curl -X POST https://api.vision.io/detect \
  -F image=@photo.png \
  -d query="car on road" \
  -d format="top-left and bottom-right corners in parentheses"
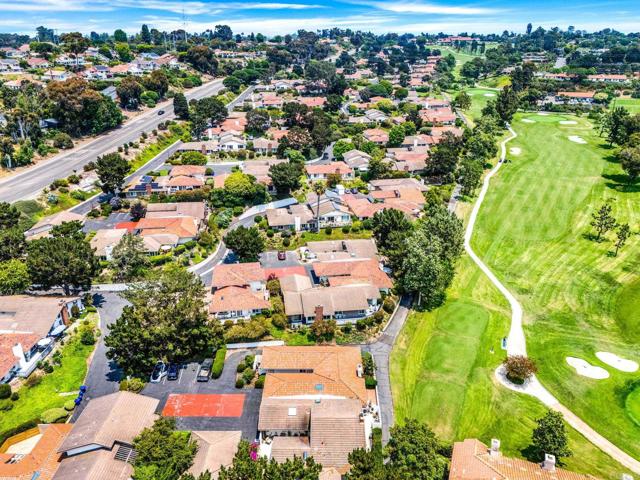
top-left (150, 361), bottom-right (167, 383)
top-left (277, 251), bottom-right (286, 261)
top-left (167, 363), bottom-right (179, 381)
top-left (158, 110), bottom-right (165, 115)
top-left (197, 359), bottom-right (213, 382)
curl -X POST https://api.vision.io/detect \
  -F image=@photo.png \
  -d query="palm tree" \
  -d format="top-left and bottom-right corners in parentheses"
top-left (312, 181), bottom-right (326, 233)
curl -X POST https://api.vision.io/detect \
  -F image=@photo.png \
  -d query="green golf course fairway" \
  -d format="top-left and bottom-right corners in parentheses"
top-left (391, 112), bottom-right (639, 477)
top-left (472, 113), bottom-right (640, 458)
top-left (627, 387), bottom-right (640, 427)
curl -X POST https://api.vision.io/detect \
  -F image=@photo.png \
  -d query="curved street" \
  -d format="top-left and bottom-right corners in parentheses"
top-left (465, 125), bottom-right (640, 474)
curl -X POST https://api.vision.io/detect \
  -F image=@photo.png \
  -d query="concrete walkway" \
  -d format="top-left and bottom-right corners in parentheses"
top-left (465, 126), bottom-right (640, 474)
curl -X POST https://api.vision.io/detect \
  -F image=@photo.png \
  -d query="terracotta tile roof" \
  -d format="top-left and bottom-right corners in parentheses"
top-left (211, 262), bottom-right (265, 288)
top-left (167, 175), bottom-right (204, 188)
top-left (305, 239), bottom-right (378, 260)
top-left (0, 423), bottom-right (71, 480)
top-left (305, 162), bottom-right (353, 176)
top-left (557, 91), bottom-right (595, 98)
top-left (137, 217), bottom-right (198, 239)
top-left (270, 436), bottom-right (311, 463)
top-left (312, 259), bottom-right (393, 289)
top-left (278, 273), bottom-right (313, 293)
top-left (209, 286), bottom-right (270, 314)
top-left (340, 195), bottom-right (386, 219)
top-left (145, 202), bottom-right (206, 222)
top-left (261, 346), bottom-right (369, 403)
top-left (213, 173), bottom-right (231, 189)
top-left (170, 165), bottom-right (207, 177)
top-left (262, 266), bottom-right (309, 280)
top-left (283, 284), bottom-right (380, 318)
top-left (449, 439), bottom-right (598, 480)
top-left (369, 177), bottom-right (427, 191)
top-left (89, 229), bottom-right (128, 257)
top-left (188, 431), bottom-right (241, 477)
top-left (0, 333), bottom-right (40, 377)
top-left (52, 447), bottom-right (133, 480)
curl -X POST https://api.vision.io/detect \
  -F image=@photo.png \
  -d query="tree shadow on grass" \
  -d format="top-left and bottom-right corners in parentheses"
top-left (603, 152), bottom-right (620, 164)
top-left (613, 378), bottom-right (640, 409)
top-left (602, 174), bottom-right (640, 193)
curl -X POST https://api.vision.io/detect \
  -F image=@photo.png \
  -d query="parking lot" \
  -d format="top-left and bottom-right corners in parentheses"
top-left (142, 350), bottom-right (262, 440)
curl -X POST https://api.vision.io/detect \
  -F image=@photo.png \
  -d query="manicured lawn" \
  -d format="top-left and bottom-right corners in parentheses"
top-left (0, 313), bottom-right (99, 436)
top-left (437, 47), bottom-right (483, 77)
top-left (611, 97), bottom-right (640, 114)
top-left (128, 133), bottom-right (181, 172)
top-left (471, 113), bottom-right (640, 460)
top-left (478, 75), bottom-right (511, 89)
top-left (461, 87), bottom-right (498, 122)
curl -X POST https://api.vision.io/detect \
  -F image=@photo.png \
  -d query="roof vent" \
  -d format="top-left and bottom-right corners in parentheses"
top-left (490, 439), bottom-right (500, 457)
top-left (288, 407), bottom-right (297, 416)
top-left (542, 454), bottom-right (556, 472)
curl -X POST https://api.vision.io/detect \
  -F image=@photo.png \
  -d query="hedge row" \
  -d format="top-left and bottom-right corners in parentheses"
top-left (211, 347), bottom-right (227, 379)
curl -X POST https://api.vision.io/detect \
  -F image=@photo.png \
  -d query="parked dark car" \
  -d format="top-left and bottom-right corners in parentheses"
top-left (167, 363), bottom-right (179, 381)
top-left (197, 359), bottom-right (213, 382)
top-left (277, 251), bottom-right (286, 261)
top-left (158, 110), bottom-right (165, 115)
top-left (150, 361), bottom-right (166, 383)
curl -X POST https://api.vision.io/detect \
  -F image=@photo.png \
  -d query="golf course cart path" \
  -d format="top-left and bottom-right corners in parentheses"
top-left (464, 126), bottom-right (640, 474)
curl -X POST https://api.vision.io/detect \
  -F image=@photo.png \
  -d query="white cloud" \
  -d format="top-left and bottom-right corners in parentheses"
top-left (358, 1), bottom-right (498, 15)
top-left (0, 0), bottom-right (112, 11)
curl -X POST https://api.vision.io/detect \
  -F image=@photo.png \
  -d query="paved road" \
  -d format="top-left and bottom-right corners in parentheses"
top-left (0, 80), bottom-right (256, 203)
top-left (72, 292), bottom-right (126, 420)
top-left (362, 295), bottom-right (412, 444)
top-left (465, 126), bottom-right (640, 474)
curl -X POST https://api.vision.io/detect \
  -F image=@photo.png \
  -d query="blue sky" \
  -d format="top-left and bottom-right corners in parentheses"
top-left (0, 0), bottom-right (638, 36)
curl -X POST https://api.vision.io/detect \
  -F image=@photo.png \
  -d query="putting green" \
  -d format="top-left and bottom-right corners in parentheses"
top-left (615, 280), bottom-right (640, 341)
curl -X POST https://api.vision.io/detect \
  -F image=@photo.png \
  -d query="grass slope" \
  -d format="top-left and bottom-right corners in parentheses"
top-left (471, 112), bottom-right (640, 459)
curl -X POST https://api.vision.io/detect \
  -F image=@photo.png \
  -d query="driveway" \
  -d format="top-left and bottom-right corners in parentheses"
top-left (362, 295), bottom-right (412, 444)
top-left (142, 350), bottom-right (262, 440)
top-left (72, 292), bottom-right (126, 419)
top-left (259, 250), bottom-right (300, 268)
top-left (83, 212), bottom-right (132, 233)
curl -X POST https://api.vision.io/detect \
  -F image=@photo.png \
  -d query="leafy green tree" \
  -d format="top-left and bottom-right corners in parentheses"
top-left (386, 419), bottom-right (447, 480)
top-left (496, 85), bottom-right (519, 123)
top-left (620, 145), bottom-right (640, 181)
top-left (268, 162), bottom-right (303, 195)
top-left (140, 24), bottom-right (151, 43)
top-left (332, 139), bottom-right (354, 161)
top-left (194, 97), bottom-right (227, 127)
top-left (179, 151), bottom-right (208, 165)
top-left (0, 259), bottom-right (30, 294)
top-left (173, 93), bottom-right (189, 120)
top-left (345, 448), bottom-right (385, 480)
top-left (224, 226), bottom-right (265, 262)
top-left (312, 181), bottom-right (326, 233)
top-left (603, 107), bottom-right (630, 146)
top-left (0, 227), bottom-right (27, 261)
top-left (387, 125), bottom-right (405, 147)
top-left (96, 153), bottom-right (129, 194)
top-left (614, 223), bottom-right (631, 256)
top-left (458, 158), bottom-right (483, 196)
top-left (218, 440), bottom-right (321, 479)
top-left (372, 208), bottom-right (412, 251)
top-left (213, 24), bottom-right (233, 41)
top-left (133, 417), bottom-right (198, 480)
top-left (114, 29), bottom-right (127, 42)
top-left (116, 76), bottom-right (143, 108)
top-left (60, 32), bottom-right (89, 69)
top-left (223, 76), bottom-right (242, 93)
top-left (246, 110), bottom-right (270, 135)
top-left (590, 202), bottom-right (616, 241)
top-left (185, 46), bottom-right (218, 75)
top-left (454, 91), bottom-right (472, 110)
top-left (427, 132), bottom-right (464, 178)
top-left (310, 318), bottom-right (337, 341)
top-left (27, 232), bottom-right (99, 294)
top-left (0, 202), bottom-right (20, 228)
top-left (111, 233), bottom-right (150, 281)
top-left (115, 43), bottom-right (133, 62)
top-left (143, 70), bottom-right (169, 98)
top-left (105, 265), bottom-right (223, 376)
top-left (531, 410), bottom-right (572, 462)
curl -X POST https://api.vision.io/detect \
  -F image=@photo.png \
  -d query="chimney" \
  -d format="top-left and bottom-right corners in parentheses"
top-left (201, 144), bottom-right (206, 155)
top-left (542, 454), bottom-right (556, 472)
top-left (60, 301), bottom-right (70, 325)
top-left (413, 137), bottom-right (418, 148)
top-left (356, 364), bottom-right (364, 377)
top-left (12, 343), bottom-right (27, 370)
top-left (489, 439), bottom-right (500, 457)
top-left (314, 305), bottom-right (323, 322)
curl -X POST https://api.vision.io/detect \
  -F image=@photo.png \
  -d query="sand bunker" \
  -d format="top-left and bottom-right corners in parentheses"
top-left (596, 352), bottom-right (639, 373)
top-left (522, 119), bottom-right (535, 123)
top-left (538, 112), bottom-right (550, 116)
top-left (509, 147), bottom-right (522, 155)
top-left (484, 93), bottom-right (496, 97)
top-left (566, 357), bottom-right (610, 379)
top-left (568, 136), bottom-right (587, 144)
top-left (560, 120), bottom-right (577, 125)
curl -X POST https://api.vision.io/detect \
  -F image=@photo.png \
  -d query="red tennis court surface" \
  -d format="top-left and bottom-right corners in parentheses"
top-left (162, 394), bottom-right (245, 417)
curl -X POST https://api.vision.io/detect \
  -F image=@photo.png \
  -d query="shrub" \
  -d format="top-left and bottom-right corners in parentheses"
top-left (365, 376), bottom-right (377, 389)
top-left (341, 225), bottom-right (351, 233)
top-left (10, 392), bottom-right (19, 401)
top-left (271, 313), bottom-right (287, 329)
top-left (0, 419), bottom-right (39, 446)
top-left (503, 355), bottom-right (538, 384)
top-left (233, 206), bottom-right (244, 216)
top-left (324, 227), bottom-right (333, 235)
top-left (245, 354), bottom-right (255, 367)
top-left (184, 240), bottom-right (197, 249)
top-left (119, 377), bottom-right (145, 393)
top-left (266, 230), bottom-right (275, 238)
top-left (282, 237), bottom-right (291, 247)
top-left (0, 399), bottom-right (13, 411)
top-left (0, 384), bottom-right (11, 400)
top-left (237, 362), bottom-right (247, 373)
top-left (64, 400), bottom-right (76, 411)
top-left (382, 297), bottom-right (395, 314)
top-left (372, 310), bottom-right (384, 324)
top-left (242, 367), bottom-right (255, 384)
top-left (40, 408), bottom-right (68, 424)
top-left (53, 132), bottom-right (73, 149)
top-left (253, 215), bottom-right (263, 223)
top-left (80, 329), bottom-right (95, 345)
top-left (25, 373), bottom-right (42, 388)
top-left (356, 318), bottom-right (368, 331)
top-left (67, 174), bottom-right (81, 184)
top-left (235, 378), bottom-right (245, 389)
top-left (212, 347), bottom-right (227, 379)
top-left (255, 375), bottom-right (265, 389)
top-left (342, 323), bottom-right (353, 334)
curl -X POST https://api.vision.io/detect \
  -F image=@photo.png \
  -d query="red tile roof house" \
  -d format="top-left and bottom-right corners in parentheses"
top-left (555, 91), bottom-right (596, 105)
top-left (0, 296), bottom-right (83, 383)
top-left (305, 162), bottom-right (354, 181)
top-left (363, 128), bottom-right (389, 145)
top-left (209, 263), bottom-right (270, 321)
top-left (312, 258), bottom-right (393, 293)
